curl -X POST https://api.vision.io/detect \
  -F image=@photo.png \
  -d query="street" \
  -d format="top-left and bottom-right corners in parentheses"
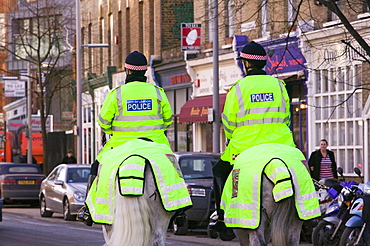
top-left (0, 206), bottom-right (313, 246)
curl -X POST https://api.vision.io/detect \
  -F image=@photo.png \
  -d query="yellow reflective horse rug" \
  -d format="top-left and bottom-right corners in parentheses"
top-left (86, 139), bottom-right (192, 224)
top-left (221, 143), bottom-right (320, 229)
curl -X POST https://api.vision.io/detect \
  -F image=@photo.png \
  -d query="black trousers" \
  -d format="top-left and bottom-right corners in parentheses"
top-left (212, 159), bottom-right (233, 219)
top-left (90, 159), bottom-right (100, 176)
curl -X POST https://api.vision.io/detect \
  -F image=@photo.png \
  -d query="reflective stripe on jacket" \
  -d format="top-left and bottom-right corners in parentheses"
top-left (220, 143), bottom-right (320, 229)
top-left (221, 75), bottom-right (295, 163)
top-left (97, 81), bottom-right (172, 147)
top-left (86, 139), bottom-right (192, 224)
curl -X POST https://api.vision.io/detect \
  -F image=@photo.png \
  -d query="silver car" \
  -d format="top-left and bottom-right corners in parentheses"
top-left (39, 164), bottom-right (90, 220)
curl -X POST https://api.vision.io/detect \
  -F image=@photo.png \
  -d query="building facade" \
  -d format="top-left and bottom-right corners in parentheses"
top-left (302, 18), bottom-right (370, 180)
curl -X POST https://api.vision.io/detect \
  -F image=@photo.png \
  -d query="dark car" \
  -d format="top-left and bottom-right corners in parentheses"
top-left (172, 152), bottom-right (220, 235)
top-left (39, 164), bottom-right (90, 220)
top-left (0, 198), bottom-right (2, 222)
top-left (0, 163), bottom-right (45, 206)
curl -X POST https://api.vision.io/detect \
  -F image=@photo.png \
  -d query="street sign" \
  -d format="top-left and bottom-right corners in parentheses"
top-left (4, 80), bottom-right (25, 97)
top-left (181, 23), bottom-right (201, 51)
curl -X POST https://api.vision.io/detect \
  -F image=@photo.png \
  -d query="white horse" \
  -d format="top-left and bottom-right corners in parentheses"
top-left (233, 174), bottom-right (303, 246)
top-left (102, 165), bottom-right (175, 246)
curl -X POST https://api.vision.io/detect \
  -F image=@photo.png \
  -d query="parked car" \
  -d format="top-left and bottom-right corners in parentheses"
top-left (0, 163), bottom-right (45, 206)
top-left (0, 198), bottom-right (3, 222)
top-left (39, 164), bottom-right (90, 221)
top-left (171, 152), bottom-right (220, 235)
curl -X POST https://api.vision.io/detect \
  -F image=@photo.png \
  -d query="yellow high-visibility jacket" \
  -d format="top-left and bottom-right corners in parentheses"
top-left (221, 75), bottom-right (295, 164)
top-left (97, 81), bottom-right (173, 160)
top-left (221, 143), bottom-right (320, 229)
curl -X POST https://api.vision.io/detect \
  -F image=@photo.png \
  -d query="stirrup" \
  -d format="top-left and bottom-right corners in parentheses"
top-left (77, 206), bottom-right (93, 226)
top-left (209, 220), bottom-right (227, 232)
top-left (174, 214), bottom-right (186, 227)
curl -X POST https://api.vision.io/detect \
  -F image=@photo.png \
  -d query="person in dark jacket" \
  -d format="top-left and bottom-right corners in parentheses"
top-left (61, 150), bottom-right (77, 164)
top-left (308, 139), bottom-right (338, 180)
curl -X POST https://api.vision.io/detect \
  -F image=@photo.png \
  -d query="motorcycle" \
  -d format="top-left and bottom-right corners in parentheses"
top-left (312, 167), bottom-right (358, 246)
top-left (338, 168), bottom-right (370, 246)
top-left (301, 178), bottom-right (343, 243)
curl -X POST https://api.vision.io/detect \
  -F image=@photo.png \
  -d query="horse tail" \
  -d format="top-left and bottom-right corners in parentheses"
top-left (270, 196), bottom-right (300, 246)
top-left (103, 186), bottom-right (153, 246)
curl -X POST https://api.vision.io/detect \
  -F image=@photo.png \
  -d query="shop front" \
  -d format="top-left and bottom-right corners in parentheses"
top-left (181, 52), bottom-right (241, 152)
top-left (259, 36), bottom-right (308, 155)
top-left (301, 20), bottom-right (370, 179)
top-left (152, 61), bottom-right (193, 151)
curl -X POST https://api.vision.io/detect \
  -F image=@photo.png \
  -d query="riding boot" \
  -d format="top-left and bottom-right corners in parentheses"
top-left (77, 174), bottom-right (96, 226)
top-left (174, 209), bottom-right (187, 227)
top-left (209, 175), bottom-right (228, 232)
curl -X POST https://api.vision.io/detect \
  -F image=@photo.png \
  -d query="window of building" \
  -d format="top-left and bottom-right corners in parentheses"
top-left (13, 15), bottom-right (63, 60)
top-left (208, 0), bottom-right (215, 43)
top-left (287, 0), bottom-right (297, 25)
top-left (139, 1), bottom-right (144, 51)
top-left (99, 17), bottom-right (104, 74)
top-left (0, 13), bottom-right (5, 48)
top-left (88, 23), bottom-right (92, 73)
top-left (327, 0), bottom-right (343, 22)
top-left (313, 65), bottom-right (363, 173)
top-left (118, 11), bottom-right (122, 67)
top-left (261, 0), bottom-right (269, 37)
top-left (225, 0), bottom-right (235, 38)
top-left (108, 13), bottom-right (113, 65)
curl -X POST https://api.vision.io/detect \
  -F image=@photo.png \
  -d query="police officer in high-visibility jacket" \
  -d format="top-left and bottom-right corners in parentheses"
top-left (209, 41), bottom-right (295, 231)
top-left (78, 51), bottom-right (173, 226)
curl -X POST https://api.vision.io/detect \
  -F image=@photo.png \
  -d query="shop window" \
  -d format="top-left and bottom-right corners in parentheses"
top-left (320, 69), bottom-right (327, 93)
top-left (316, 70), bottom-right (321, 93)
top-left (348, 121), bottom-right (353, 145)
top-left (312, 65), bottom-right (363, 174)
top-left (356, 121), bottom-right (363, 145)
top-left (322, 96), bottom-right (328, 119)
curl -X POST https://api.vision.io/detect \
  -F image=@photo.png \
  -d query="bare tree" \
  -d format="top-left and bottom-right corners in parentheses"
top-left (2, 0), bottom-right (75, 173)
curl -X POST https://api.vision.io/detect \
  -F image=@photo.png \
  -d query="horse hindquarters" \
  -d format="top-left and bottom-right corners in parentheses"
top-left (103, 167), bottom-right (174, 246)
top-left (270, 193), bottom-right (302, 246)
top-left (235, 175), bottom-right (274, 246)
top-left (235, 175), bottom-right (302, 246)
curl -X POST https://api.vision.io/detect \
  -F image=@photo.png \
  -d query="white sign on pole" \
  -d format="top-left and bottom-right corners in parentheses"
top-left (4, 80), bottom-right (25, 97)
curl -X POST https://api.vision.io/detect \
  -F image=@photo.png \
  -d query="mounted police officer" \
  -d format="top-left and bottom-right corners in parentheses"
top-left (78, 51), bottom-right (173, 226)
top-left (210, 41), bottom-right (296, 231)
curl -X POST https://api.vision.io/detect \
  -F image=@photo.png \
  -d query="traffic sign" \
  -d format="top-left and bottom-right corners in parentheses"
top-left (181, 23), bottom-right (201, 51)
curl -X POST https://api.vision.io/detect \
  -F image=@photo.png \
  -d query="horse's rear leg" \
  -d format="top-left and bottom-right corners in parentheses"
top-left (152, 211), bottom-right (174, 246)
top-left (235, 215), bottom-right (269, 246)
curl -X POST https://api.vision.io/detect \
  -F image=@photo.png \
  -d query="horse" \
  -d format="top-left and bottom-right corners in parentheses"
top-left (101, 165), bottom-right (175, 246)
top-left (233, 174), bottom-right (303, 246)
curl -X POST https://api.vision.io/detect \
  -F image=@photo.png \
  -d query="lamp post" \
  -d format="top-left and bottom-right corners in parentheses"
top-left (76, 0), bottom-right (82, 164)
top-left (212, 0), bottom-right (220, 153)
top-left (27, 62), bottom-right (32, 164)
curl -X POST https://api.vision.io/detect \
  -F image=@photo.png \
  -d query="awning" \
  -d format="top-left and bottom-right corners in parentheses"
top-left (178, 94), bottom-right (227, 123)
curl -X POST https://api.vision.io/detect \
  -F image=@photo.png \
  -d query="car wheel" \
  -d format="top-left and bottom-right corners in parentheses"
top-left (207, 224), bottom-right (218, 239)
top-left (63, 198), bottom-right (75, 221)
top-left (172, 218), bottom-right (188, 235)
top-left (40, 195), bottom-right (53, 217)
top-left (218, 229), bottom-right (236, 241)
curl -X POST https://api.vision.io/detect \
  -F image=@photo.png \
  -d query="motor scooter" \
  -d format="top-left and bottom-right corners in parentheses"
top-left (339, 167), bottom-right (370, 246)
top-left (312, 167), bottom-right (358, 246)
